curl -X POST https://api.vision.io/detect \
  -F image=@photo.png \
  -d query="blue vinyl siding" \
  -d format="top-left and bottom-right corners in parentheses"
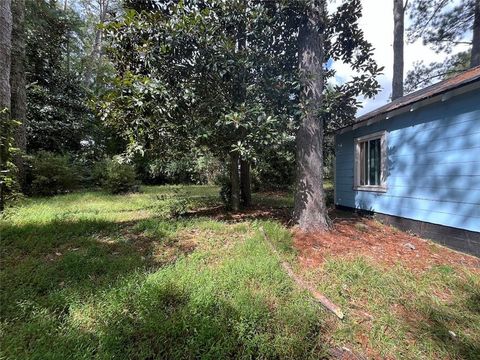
top-left (335, 88), bottom-right (480, 232)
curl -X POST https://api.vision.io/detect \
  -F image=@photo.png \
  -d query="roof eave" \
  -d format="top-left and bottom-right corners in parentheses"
top-left (335, 79), bottom-right (480, 136)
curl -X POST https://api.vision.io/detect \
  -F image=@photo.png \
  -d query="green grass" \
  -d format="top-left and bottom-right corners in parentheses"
top-left (1, 185), bottom-right (479, 359)
top-left (0, 186), bottom-right (327, 359)
top-left (302, 257), bottom-right (480, 359)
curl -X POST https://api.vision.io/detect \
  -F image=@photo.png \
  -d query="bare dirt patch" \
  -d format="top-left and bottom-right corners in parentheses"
top-left (294, 211), bottom-right (480, 273)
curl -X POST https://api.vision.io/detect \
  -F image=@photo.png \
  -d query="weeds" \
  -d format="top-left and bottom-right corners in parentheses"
top-left (1, 185), bottom-right (478, 359)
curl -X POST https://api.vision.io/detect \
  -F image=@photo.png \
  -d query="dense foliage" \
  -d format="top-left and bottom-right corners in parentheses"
top-left (25, 0), bottom-right (93, 153)
top-left (29, 151), bottom-right (80, 196)
top-left (100, 0), bottom-right (381, 209)
top-left (101, 158), bottom-right (138, 194)
top-left (0, 111), bottom-right (21, 204)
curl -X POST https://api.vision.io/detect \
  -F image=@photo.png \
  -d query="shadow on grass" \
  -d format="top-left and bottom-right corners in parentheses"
top-left (400, 274), bottom-right (480, 360)
top-left (1, 212), bottom-right (329, 359)
top-left (417, 303), bottom-right (480, 359)
top-left (84, 284), bottom-right (267, 359)
top-left (186, 204), bottom-right (293, 225)
top-left (0, 216), bottom-right (190, 319)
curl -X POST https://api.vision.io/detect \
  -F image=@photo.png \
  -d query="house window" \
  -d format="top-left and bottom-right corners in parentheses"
top-left (354, 131), bottom-right (387, 192)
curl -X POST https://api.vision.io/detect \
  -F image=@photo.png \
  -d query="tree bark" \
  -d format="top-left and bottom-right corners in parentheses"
top-left (85, 0), bottom-right (110, 86)
top-left (240, 159), bottom-right (251, 207)
top-left (471, 0), bottom-right (480, 67)
top-left (392, 0), bottom-right (404, 100)
top-left (231, 0), bottom-right (249, 210)
top-left (10, 0), bottom-right (26, 190)
top-left (293, 0), bottom-right (329, 231)
top-left (0, 0), bottom-right (12, 211)
top-left (230, 152), bottom-right (240, 212)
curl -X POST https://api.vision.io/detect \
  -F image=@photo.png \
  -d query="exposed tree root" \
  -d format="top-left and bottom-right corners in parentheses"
top-left (260, 227), bottom-right (344, 320)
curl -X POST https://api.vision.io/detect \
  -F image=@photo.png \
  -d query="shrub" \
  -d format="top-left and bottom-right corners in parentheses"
top-left (102, 159), bottom-right (138, 194)
top-left (30, 151), bottom-right (80, 196)
top-left (155, 197), bottom-right (190, 219)
top-left (252, 147), bottom-right (295, 191)
top-left (153, 188), bottom-right (191, 219)
top-left (216, 174), bottom-right (232, 209)
top-left (91, 159), bottom-right (108, 187)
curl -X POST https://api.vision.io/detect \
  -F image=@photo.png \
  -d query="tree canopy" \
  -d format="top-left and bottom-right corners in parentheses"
top-left (99, 0), bottom-right (381, 215)
top-left (405, 0), bottom-right (479, 92)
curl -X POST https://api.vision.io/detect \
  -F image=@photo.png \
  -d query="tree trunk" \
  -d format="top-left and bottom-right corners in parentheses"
top-left (231, 0), bottom-right (249, 210)
top-left (230, 152), bottom-right (240, 212)
top-left (293, 0), bottom-right (329, 231)
top-left (471, 0), bottom-right (480, 67)
top-left (392, 0), bottom-right (404, 100)
top-left (0, 0), bottom-right (12, 211)
top-left (10, 0), bottom-right (26, 190)
top-left (240, 159), bottom-right (251, 207)
top-left (85, 0), bottom-right (109, 86)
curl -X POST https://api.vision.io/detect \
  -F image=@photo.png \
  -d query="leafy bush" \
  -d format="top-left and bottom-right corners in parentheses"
top-left (325, 188), bottom-right (334, 206)
top-left (30, 151), bottom-right (80, 196)
top-left (0, 110), bottom-right (22, 207)
top-left (252, 146), bottom-right (295, 191)
top-left (102, 159), bottom-right (138, 194)
top-left (155, 197), bottom-right (190, 219)
top-left (135, 152), bottom-right (224, 185)
top-left (216, 174), bottom-right (232, 209)
top-left (91, 159), bottom-right (108, 186)
top-left (153, 188), bottom-right (191, 219)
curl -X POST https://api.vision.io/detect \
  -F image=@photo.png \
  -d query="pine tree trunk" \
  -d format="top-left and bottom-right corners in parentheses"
top-left (230, 152), bottom-right (240, 212)
top-left (240, 159), bottom-right (251, 207)
top-left (392, 0), bottom-right (404, 100)
top-left (293, 0), bottom-right (329, 231)
top-left (0, 0), bottom-right (12, 211)
top-left (10, 0), bottom-right (26, 190)
top-left (471, 0), bottom-right (480, 67)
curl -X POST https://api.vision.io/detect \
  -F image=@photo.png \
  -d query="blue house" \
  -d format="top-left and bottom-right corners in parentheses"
top-left (334, 66), bottom-right (480, 256)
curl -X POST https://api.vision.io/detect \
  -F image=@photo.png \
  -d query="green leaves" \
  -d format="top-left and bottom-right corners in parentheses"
top-left (100, 0), bottom-right (381, 164)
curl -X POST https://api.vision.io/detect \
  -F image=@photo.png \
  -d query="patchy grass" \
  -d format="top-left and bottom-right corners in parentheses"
top-left (0, 186), bottom-right (327, 359)
top-left (301, 258), bottom-right (479, 359)
top-left (1, 185), bottom-right (479, 359)
top-left (293, 216), bottom-right (480, 359)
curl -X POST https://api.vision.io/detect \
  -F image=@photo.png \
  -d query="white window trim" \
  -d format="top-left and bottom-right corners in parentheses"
top-left (354, 130), bottom-right (387, 192)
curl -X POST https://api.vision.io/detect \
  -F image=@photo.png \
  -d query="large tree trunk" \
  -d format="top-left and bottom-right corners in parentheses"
top-left (10, 0), bottom-right (26, 190)
top-left (471, 0), bottom-right (480, 67)
top-left (230, 152), bottom-right (240, 212)
top-left (0, 0), bottom-right (12, 211)
top-left (240, 159), bottom-right (251, 207)
top-left (293, 0), bottom-right (329, 231)
top-left (392, 0), bottom-right (404, 100)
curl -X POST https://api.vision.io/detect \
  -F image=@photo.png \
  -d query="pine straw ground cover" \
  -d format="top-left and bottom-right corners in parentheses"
top-left (293, 212), bottom-right (480, 359)
top-left (1, 185), bottom-right (479, 359)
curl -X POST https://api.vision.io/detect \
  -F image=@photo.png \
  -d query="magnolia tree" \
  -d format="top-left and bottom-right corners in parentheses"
top-left (100, 0), bottom-right (382, 230)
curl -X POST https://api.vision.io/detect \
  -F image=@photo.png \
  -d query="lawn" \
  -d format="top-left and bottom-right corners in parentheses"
top-left (1, 185), bottom-right (479, 359)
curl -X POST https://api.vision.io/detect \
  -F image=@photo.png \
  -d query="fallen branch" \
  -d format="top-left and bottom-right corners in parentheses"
top-left (260, 227), bottom-right (344, 320)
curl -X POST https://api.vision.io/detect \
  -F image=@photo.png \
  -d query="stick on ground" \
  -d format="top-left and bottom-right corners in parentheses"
top-left (261, 227), bottom-right (344, 320)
